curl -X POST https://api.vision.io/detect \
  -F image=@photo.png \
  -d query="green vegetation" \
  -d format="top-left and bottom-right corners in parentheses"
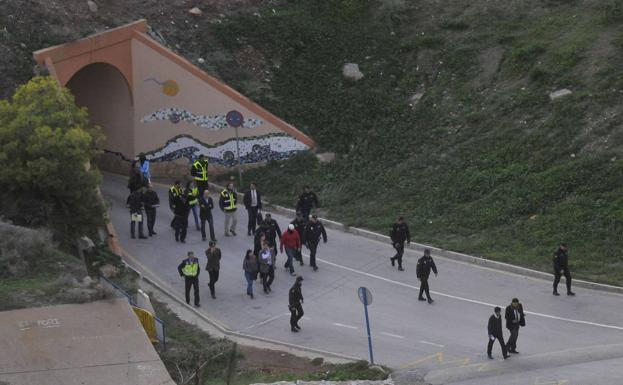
top-left (0, 77), bottom-right (105, 248)
top-left (209, 1), bottom-right (623, 285)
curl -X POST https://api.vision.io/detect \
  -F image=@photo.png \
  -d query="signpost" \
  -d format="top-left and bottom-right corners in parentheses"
top-left (357, 286), bottom-right (374, 364)
top-left (225, 110), bottom-right (244, 186)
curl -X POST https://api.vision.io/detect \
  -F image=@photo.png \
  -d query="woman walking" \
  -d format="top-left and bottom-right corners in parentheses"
top-left (259, 242), bottom-right (276, 294)
top-left (243, 250), bottom-right (259, 298)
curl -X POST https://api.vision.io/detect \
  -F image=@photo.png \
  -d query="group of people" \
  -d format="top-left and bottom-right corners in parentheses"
top-left (126, 155), bottom-right (577, 341)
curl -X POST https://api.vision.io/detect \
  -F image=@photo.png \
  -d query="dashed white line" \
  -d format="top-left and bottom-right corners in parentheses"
top-left (333, 322), bottom-right (358, 330)
top-left (240, 313), bottom-right (290, 331)
top-left (419, 340), bottom-right (445, 348)
top-left (381, 332), bottom-right (405, 339)
top-left (315, 257), bottom-right (623, 331)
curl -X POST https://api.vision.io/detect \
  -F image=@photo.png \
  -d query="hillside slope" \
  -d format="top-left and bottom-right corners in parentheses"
top-left (2, 0), bottom-right (623, 284)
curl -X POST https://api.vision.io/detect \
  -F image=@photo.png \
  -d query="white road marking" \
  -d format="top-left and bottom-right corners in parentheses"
top-left (333, 322), bottom-right (358, 330)
top-left (419, 340), bottom-right (445, 348)
top-left (315, 257), bottom-right (623, 331)
top-left (381, 332), bottom-right (405, 339)
top-left (240, 313), bottom-right (290, 331)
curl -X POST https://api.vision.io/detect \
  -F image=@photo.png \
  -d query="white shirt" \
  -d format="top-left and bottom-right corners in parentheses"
top-left (251, 189), bottom-right (257, 207)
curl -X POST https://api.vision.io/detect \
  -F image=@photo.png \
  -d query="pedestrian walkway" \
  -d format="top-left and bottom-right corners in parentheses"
top-left (102, 173), bottom-right (623, 383)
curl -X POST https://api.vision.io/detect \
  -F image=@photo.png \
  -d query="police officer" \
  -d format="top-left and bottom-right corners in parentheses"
top-left (296, 185), bottom-right (319, 220)
top-left (168, 180), bottom-right (183, 228)
top-left (172, 189), bottom-right (190, 243)
top-left (416, 249), bottom-right (438, 303)
top-left (177, 251), bottom-right (200, 307)
top-left (487, 306), bottom-right (509, 360)
top-left (303, 214), bottom-right (327, 271)
top-left (191, 154), bottom-right (209, 195)
top-left (263, 213), bottom-right (282, 253)
top-left (389, 216), bottom-right (410, 271)
top-left (553, 242), bottom-right (575, 296)
top-left (505, 298), bottom-right (525, 354)
top-left (289, 276), bottom-right (304, 332)
top-left (219, 182), bottom-right (238, 237)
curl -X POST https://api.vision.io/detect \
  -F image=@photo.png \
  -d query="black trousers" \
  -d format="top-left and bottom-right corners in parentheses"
top-left (393, 242), bottom-right (405, 268)
top-left (308, 242), bottom-right (318, 268)
top-left (145, 207), bottom-right (157, 235)
top-left (184, 277), bottom-right (199, 305)
top-left (487, 334), bottom-right (507, 357)
top-left (261, 267), bottom-right (274, 292)
top-left (130, 210), bottom-right (145, 238)
top-left (553, 266), bottom-right (572, 293)
top-left (174, 215), bottom-right (188, 242)
top-left (247, 206), bottom-right (259, 233)
top-left (419, 277), bottom-right (431, 300)
top-left (200, 215), bottom-right (215, 241)
top-left (506, 326), bottom-right (520, 351)
top-left (208, 270), bottom-right (219, 296)
top-left (289, 303), bottom-right (304, 328)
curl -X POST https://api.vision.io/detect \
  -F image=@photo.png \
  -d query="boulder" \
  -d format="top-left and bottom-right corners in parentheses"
top-left (100, 264), bottom-right (119, 278)
top-left (87, 0), bottom-right (98, 12)
top-left (549, 88), bottom-right (572, 100)
top-left (409, 92), bottom-right (424, 108)
top-left (343, 63), bottom-right (364, 81)
top-left (189, 7), bottom-right (203, 16)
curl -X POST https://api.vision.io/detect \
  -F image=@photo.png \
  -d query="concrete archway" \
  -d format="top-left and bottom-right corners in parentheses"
top-left (66, 62), bottom-right (134, 164)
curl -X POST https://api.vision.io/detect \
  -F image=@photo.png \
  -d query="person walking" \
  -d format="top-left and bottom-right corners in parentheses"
top-left (219, 182), bottom-right (238, 237)
top-left (259, 242), bottom-right (276, 293)
top-left (487, 306), bottom-right (509, 360)
top-left (198, 189), bottom-right (216, 242)
top-left (191, 154), bottom-right (209, 195)
top-left (253, 222), bottom-right (269, 257)
top-left (143, 183), bottom-right (160, 236)
top-left (281, 224), bottom-right (301, 276)
top-left (296, 185), bottom-right (319, 220)
top-left (243, 250), bottom-right (259, 298)
top-left (505, 298), bottom-right (525, 354)
top-left (128, 160), bottom-right (146, 193)
top-left (289, 276), bottom-right (304, 332)
top-left (303, 214), bottom-right (327, 271)
top-left (138, 153), bottom-right (151, 184)
top-left (291, 212), bottom-right (307, 265)
top-left (172, 189), bottom-right (190, 243)
top-left (168, 180), bottom-right (183, 228)
top-left (263, 213), bottom-right (282, 253)
top-left (205, 241), bottom-right (221, 299)
top-left (416, 249), bottom-right (438, 303)
top-left (390, 216), bottom-right (411, 271)
top-left (177, 251), bottom-right (200, 307)
top-left (243, 182), bottom-right (263, 236)
top-left (186, 180), bottom-right (200, 231)
top-left (553, 242), bottom-right (575, 296)
top-left (126, 188), bottom-right (147, 239)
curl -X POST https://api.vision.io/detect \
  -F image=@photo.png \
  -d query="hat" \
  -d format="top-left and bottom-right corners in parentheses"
top-left (209, 241), bottom-right (216, 247)
top-left (187, 251), bottom-right (194, 257)
top-left (296, 276), bottom-right (304, 282)
top-left (494, 306), bottom-right (501, 312)
top-left (311, 214), bottom-right (318, 219)
top-left (288, 224), bottom-right (295, 230)
top-left (511, 298), bottom-right (519, 303)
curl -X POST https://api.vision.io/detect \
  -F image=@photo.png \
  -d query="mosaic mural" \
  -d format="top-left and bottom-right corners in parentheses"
top-left (141, 108), bottom-right (263, 130)
top-left (144, 134), bottom-right (309, 166)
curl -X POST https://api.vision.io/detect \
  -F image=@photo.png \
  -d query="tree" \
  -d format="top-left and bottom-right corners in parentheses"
top-left (0, 76), bottom-right (104, 248)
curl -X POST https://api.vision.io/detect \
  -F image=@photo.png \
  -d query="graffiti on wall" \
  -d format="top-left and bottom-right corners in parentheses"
top-left (141, 108), bottom-right (263, 130)
top-left (144, 78), bottom-right (180, 96)
top-left (144, 134), bottom-right (309, 166)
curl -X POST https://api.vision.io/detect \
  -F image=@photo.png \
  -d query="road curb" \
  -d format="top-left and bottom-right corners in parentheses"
top-left (204, 180), bottom-right (623, 295)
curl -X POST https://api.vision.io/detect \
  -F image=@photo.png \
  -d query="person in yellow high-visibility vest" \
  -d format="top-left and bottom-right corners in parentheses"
top-left (219, 182), bottom-right (238, 237)
top-left (177, 251), bottom-right (200, 307)
top-left (191, 155), bottom-right (209, 195)
top-left (185, 181), bottom-right (200, 231)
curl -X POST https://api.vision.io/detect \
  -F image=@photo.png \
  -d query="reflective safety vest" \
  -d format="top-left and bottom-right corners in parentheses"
top-left (170, 185), bottom-right (182, 196)
top-left (221, 189), bottom-right (237, 211)
top-left (188, 187), bottom-right (199, 205)
top-left (192, 160), bottom-right (208, 182)
top-left (182, 258), bottom-right (199, 277)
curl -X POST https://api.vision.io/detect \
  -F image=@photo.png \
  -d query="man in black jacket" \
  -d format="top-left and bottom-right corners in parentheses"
top-left (553, 242), bottom-right (575, 296)
top-left (198, 189), bottom-right (215, 242)
top-left (416, 249), bottom-right (438, 303)
top-left (172, 191), bottom-right (190, 243)
top-left (390, 216), bottom-right (410, 271)
top-left (263, 213), bottom-right (282, 253)
top-left (303, 215), bottom-right (327, 271)
top-left (143, 183), bottom-right (160, 236)
top-left (289, 276), bottom-right (304, 332)
top-left (126, 188), bottom-right (147, 239)
top-left (243, 182), bottom-right (262, 236)
top-left (168, 180), bottom-right (183, 228)
top-left (487, 306), bottom-right (509, 359)
top-left (505, 298), bottom-right (525, 354)
top-left (296, 186), bottom-right (319, 220)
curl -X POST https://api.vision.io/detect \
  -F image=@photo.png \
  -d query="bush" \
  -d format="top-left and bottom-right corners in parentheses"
top-left (0, 77), bottom-right (105, 248)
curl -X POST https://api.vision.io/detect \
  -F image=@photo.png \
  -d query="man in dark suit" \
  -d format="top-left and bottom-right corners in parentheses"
top-left (505, 298), bottom-right (525, 354)
top-left (553, 242), bottom-right (575, 296)
top-left (243, 182), bottom-right (262, 236)
top-left (487, 306), bottom-right (509, 359)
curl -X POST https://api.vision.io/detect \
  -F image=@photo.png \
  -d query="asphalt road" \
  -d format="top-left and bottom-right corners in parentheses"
top-left (102, 173), bottom-right (623, 384)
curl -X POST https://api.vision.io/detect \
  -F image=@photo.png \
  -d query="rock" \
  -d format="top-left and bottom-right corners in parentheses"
top-left (343, 63), bottom-right (364, 81)
top-left (315, 152), bottom-right (336, 163)
top-left (409, 92), bottom-right (424, 108)
top-left (87, 0), bottom-right (98, 12)
top-left (189, 7), bottom-right (203, 16)
top-left (100, 264), bottom-right (119, 278)
top-left (81, 276), bottom-right (94, 287)
top-left (310, 357), bottom-right (324, 366)
top-left (549, 88), bottom-right (572, 100)
top-left (78, 235), bottom-right (95, 251)
top-left (198, 58), bottom-right (206, 64)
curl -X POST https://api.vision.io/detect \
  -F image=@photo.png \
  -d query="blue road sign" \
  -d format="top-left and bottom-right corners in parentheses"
top-left (226, 110), bottom-right (244, 127)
